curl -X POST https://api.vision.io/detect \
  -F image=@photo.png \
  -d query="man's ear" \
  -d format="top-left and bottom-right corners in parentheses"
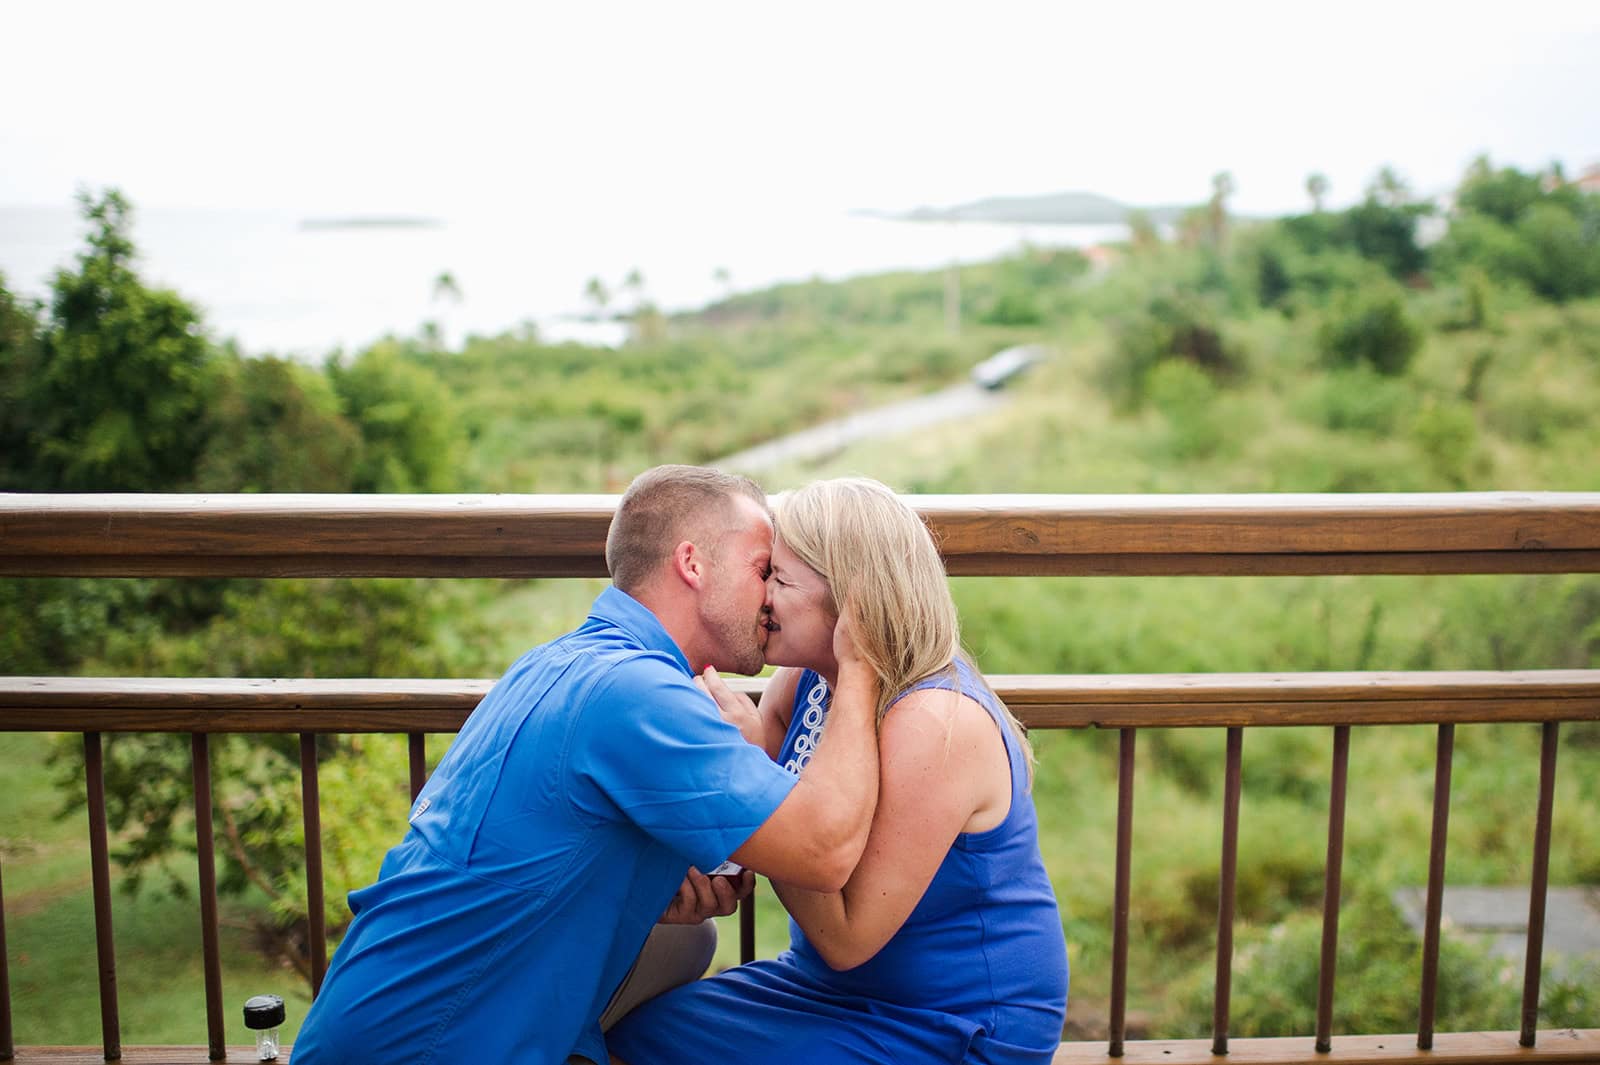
top-left (670, 540), bottom-right (707, 590)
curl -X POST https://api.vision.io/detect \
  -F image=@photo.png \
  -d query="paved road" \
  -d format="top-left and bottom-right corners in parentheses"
top-left (717, 381), bottom-right (1009, 473)
top-left (1392, 885), bottom-right (1600, 972)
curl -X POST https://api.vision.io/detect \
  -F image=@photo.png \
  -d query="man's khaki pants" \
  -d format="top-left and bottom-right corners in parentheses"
top-left (567, 919), bottom-right (718, 1065)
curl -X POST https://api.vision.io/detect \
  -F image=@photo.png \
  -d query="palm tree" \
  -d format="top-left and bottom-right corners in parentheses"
top-left (1306, 172), bottom-right (1330, 213)
top-left (584, 276), bottom-right (611, 320)
top-left (1208, 171), bottom-right (1235, 246)
top-left (429, 271), bottom-right (463, 351)
top-left (1126, 209), bottom-right (1160, 252)
top-left (622, 267), bottom-right (646, 315)
top-left (1368, 166), bottom-right (1410, 207)
top-left (432, 271), bottom-right (463, 304)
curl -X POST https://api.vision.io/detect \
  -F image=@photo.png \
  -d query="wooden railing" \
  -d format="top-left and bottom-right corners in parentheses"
top-left (2, 492), bottom-right (1599, 1064)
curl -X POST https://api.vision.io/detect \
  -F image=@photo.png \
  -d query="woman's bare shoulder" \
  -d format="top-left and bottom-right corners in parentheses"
top-left (762, 666), bottom-right (804, 727)
top-left (880, 683), bottom-right (996, 752)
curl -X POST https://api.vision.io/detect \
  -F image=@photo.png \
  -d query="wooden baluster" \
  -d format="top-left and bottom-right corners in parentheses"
top-left (408, 733), bottom-right (427, 802)
top-left (1417, 723), bottom-right (1455, 1050)
top-left (1109, 728), bottom-right (1137, 1058)
top-left (301, 734), bottom-right (329, 996)
top-left (84, 732), bottom-right (121, 1061)
top-left (739, 889), bottom-right (756, 966)
top-left (0, 851), bottom-right (12, 1062)
top-left (1315, 725), bottom-right (1351, 1053)
top-left (191, 734), bottom-right (226, 1060)
top-left (1212, 727), bottom-right (1243, 1057)
top-left (1520, 722), bottom-right (1560, 1048)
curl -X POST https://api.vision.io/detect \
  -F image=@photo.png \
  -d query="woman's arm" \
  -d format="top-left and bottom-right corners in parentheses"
top-left (728, 655), bottom-right (879, 891)
top-left (769, 684), bottom-right (1012, 971)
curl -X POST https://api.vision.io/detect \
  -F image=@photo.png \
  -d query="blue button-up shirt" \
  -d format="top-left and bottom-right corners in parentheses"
top-left (292, 586), bottom-right (798, 1064)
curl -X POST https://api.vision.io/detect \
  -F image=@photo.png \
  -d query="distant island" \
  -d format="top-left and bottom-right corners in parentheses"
top-left (861, 190), bottom-right (1191, 226)
top-left (298, 216), bottom-right (443, 231)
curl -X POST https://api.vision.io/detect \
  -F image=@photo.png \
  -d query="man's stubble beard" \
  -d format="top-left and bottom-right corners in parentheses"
top-left (705, 610), bottom-right (764, 675)
top-left (702, 573), bottom-right (765, 675)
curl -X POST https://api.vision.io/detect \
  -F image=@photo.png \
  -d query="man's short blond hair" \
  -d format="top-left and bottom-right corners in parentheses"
top-left (606, 465), bottom-right (769, 594)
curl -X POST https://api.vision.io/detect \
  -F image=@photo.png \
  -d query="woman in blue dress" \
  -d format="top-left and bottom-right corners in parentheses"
top-left (608, 476), bottom-right (1068, 1065)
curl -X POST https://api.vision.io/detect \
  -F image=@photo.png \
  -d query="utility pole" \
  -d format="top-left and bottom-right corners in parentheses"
top-left (944, 222), bottom-right (961, 336)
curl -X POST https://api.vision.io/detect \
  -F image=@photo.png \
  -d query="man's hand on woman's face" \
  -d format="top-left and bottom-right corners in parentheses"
top-left (696, 666), bottom-right (765, 746)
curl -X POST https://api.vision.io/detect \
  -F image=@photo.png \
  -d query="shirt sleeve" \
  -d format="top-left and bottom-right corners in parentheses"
top-left (570, 656), bottom-right (798, 872)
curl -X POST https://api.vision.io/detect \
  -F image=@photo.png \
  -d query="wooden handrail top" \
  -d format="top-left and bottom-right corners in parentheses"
top-left (3, 491), bottom-right (1598, 577)
top-left (2, 670), bottom-right (1595, 733)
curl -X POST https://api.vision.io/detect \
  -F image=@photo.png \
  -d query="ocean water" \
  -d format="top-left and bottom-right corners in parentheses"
top-left (0, 203), bottom-right (1124, 360)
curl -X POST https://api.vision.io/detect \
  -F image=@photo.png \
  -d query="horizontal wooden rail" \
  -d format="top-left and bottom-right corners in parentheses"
top-left (2, 671), bottom-right (1596, 733)
top-left (3, 492), bottom-right (1598, 577)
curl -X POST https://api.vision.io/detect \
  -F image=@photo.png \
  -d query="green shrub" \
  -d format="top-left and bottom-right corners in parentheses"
top-left (1336, 199), bottom-right (1432, 280)
top-left (195, 355), bottom-right (362, 492)
top-left (1274, 202), bottom-right (1430, 287)
top-left (980, 288), bottom-right (1044, 326)
top-left (1147, 360), bottom-right (1226, 459)
top-left (1542, 959), bottom-right (1600, 1026)
top-left (1166, 890), bottom-right (1513, 1037)
top-left (1411, 399), bottom-right (1485, 488)
top-left (0, 577), bottom-right (176, 674)
top-left (1434, 213), bottom-right (1534, 291)
top-left (1456, 159), bottom-right (1547, 225)
top-left (329, 343), bottom-right (465, 492)
top-left (1263, 438), bottom-right (1434, 492)
top-left (1518, 203), bottom-right (1600, 303)
top-left (1318, 283), bottom-right (1425, 375)
top-left (1299, 367), bottom-right (1416, 434)
top-left (1106, 291), bottom-right (1238, 408)
top-left (1436, 269), bottom-right (1498, 333)
top-left (1435, 159), bottom-right (1600, 302)
top-left (1482, 379), bottom-right (1593, 446)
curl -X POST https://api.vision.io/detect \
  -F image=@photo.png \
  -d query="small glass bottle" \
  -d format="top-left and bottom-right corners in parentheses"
top-left (243, 993), bottom-right (286, 1062)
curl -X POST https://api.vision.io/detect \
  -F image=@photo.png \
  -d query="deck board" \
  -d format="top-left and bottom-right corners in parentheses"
top-left (7, 1049), bottom-right (288, 1064)
top-left (1053, 1029), bottom-right (1600, 1064)
top-left (8, 1031), bottom-right (1600, 1064)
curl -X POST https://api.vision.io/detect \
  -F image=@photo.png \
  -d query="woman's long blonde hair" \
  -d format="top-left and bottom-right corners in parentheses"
top-left (773, 477), bottom-right (1034, 787)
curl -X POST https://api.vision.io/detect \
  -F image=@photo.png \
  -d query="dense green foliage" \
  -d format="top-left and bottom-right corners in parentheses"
top-left (1436, 158), bottom-right (1600, 302)
top-left (1317, 279), bottom-right (1424, 375)
top-left (3, 157), bottom-right (1598, 1041)
top-left (11, 191), bottom-right (216, 492)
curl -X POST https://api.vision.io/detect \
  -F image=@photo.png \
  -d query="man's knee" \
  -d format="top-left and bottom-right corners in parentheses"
top-left (599, 919), bottom-right (718, 1030)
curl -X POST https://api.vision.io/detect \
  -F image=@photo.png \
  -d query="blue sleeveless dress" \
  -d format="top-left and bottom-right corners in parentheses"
top-left (607, 659), bottom-right (1069, 1065)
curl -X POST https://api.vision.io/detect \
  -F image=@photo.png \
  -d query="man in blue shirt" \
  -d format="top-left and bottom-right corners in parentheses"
top-left (291, 465), bottom-right (881, 1064)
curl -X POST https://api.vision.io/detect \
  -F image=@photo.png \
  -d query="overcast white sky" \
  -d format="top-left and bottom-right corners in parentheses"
top-left (4, 0), bottom-right (1598, 218)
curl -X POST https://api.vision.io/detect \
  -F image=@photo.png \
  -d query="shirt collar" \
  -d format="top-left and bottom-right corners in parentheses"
top-left (587, 585), bottom-right (692, 676)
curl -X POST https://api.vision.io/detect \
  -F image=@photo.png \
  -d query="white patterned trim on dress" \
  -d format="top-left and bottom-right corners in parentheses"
top-left (782, 678), bottom-right (830, 776)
